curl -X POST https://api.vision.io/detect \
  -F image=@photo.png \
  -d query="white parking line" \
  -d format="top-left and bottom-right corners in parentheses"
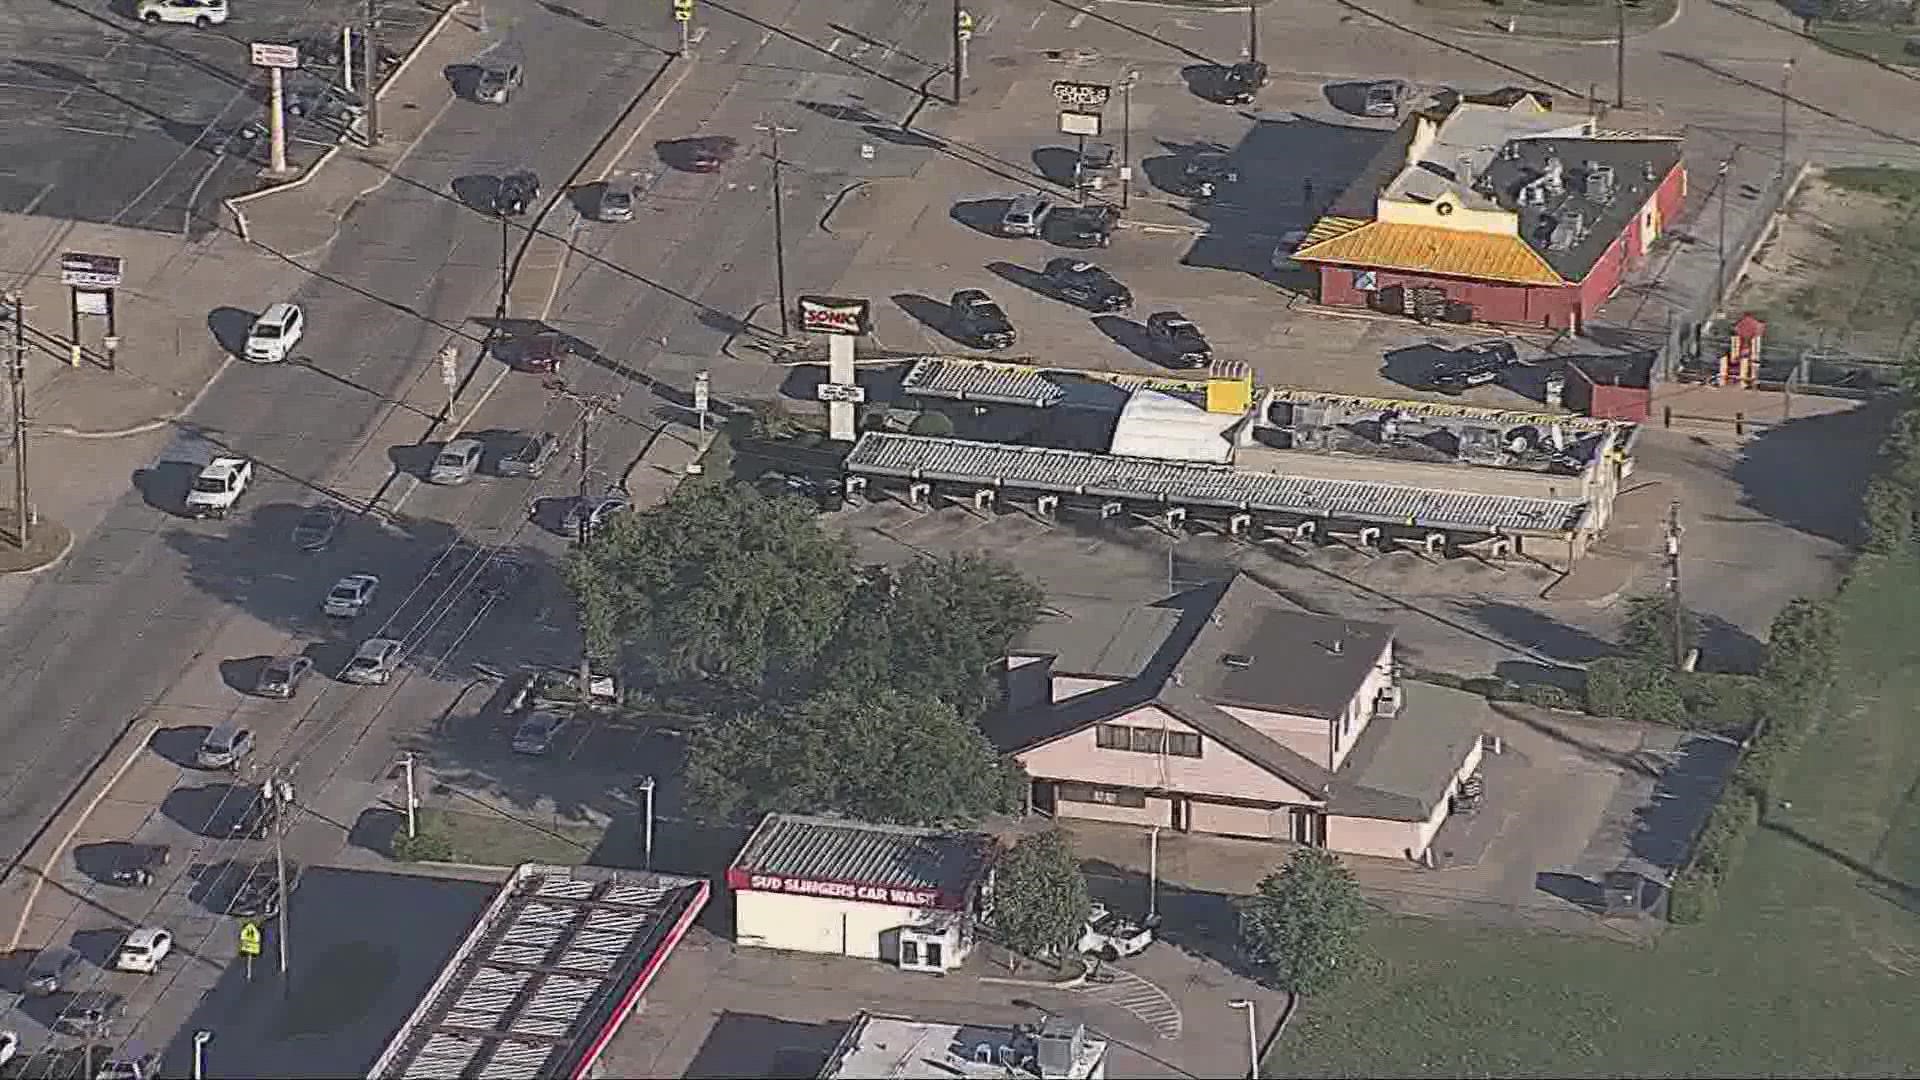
top-left (827, 35), bottom-right (842, 53)
top-left (1067, 11), bottom-right (1087, 28)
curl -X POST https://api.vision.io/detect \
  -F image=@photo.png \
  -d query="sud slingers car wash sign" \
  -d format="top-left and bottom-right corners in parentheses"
top-left (725, 868), bottom-right (959, 910)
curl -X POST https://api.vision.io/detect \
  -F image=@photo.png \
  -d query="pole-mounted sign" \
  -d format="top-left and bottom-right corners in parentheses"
top-left (1051, 80), bottom-right (1110, 109)
top-left (248, 42), bottom-right (301, 68)
top-left (672, 0), bottom-right (693, 21)
top-left (957, 8), bottom-right (974, 38)
top-left (238, 921), bottom-right (262, 957)
top-left (796, 295), bottom-right (873, 337)
top-left (59, 253), bottom-right (122, 289)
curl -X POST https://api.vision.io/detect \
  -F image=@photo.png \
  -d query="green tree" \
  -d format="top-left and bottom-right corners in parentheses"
top-left (1761, 597), bottom-right (1838, 699)
top-left (824, 554), bottom-right (1043, 719)
top-left (1619, 595), bottom-right (1699, 667)
top-left (1860, 475), bottom-right (1913, 554)
top-left (1238, 848), bottom-right (1366, 995)
top-left (986, 830), bottom-right (1090, 970)
top-left (564, 481), bottom-right (858, 688)
top-left (683, 687), bottom-right (1026, 826)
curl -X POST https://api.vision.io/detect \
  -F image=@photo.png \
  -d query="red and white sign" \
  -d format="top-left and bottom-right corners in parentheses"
top-left (796, 295), bottom-right (872, 337)
top-left (726, 868), bottom-right (957, 910)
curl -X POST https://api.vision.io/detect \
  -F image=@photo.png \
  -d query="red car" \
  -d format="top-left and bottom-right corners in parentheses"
top-left (685, 136), bottom-right (738, 173)
top-left (514, 331), bottom-right (578, 374)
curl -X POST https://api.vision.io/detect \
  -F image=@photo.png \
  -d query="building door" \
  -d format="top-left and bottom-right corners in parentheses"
top-left (901, 939), bottom-right (921, 967)
top-left (924, 941), bottom-right (944, 969)
top-left (1170, 796), bottom-right (1191, 832)
top-left (1289, 807), bottom-right (1321, 845)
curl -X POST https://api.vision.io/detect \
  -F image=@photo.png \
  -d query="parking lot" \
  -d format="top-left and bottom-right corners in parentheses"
top-left (0, 0), bottom-right (443, 233)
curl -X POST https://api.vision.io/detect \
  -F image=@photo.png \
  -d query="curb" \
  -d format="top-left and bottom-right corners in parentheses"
top-left (7, 716), bottom-right (161, 951)
top-left (0, 523), bottom-right (76, 579)
top-left (1420, 0), bottom-right (1686, 46)
top-left (38, 355), bottom-right (237, 440)
top-left (819, 180), bottom-right (871, 236)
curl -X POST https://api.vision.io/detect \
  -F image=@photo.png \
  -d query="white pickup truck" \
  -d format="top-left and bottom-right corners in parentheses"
top-left (1077, 901), bottom-right (1156, 960)
top-left (184, 456), bottom-right (253, 519)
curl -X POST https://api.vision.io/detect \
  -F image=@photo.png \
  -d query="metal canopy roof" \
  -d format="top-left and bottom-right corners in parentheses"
top-left (901, 358), bottom-right (1068, 408)
top-left (370, 866), bottom-right (707, 1080)
top-left (845, 433), bottom-right (1587, 534)
top-left (730, 813), bottom-right (991, 895)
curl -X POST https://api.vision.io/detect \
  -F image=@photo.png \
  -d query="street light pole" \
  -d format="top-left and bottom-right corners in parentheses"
top-left (1779, 59), bottom-right (1794, 179)
top-left (272, 774), bottom-right (293, 990)
top-left (951, 1), bottom-right (968, 106)
top-left (1229, 999), bottom-right (1259, 1080)
top-left (1147, 824), bottom-right (1159, 920)
top-left (362, 0), bottom-right (382, 146)
top-left (5, 291), bottom-right (27, 548)
top-left (754, 117), bottom-right (799, 337)
top-left (400, 753), bottom-right (418, 839)
top-left (1247, 6), bottom-right (1259, 65)
top-left (1120, 72), bottom-right (1137, 212)
top-left (638, 776), bottom-right (656, 869)
top-left (1716, 155), bottom-right (1732, 310)
top-left (496, 214), bottom-right (511, 322)
top-left (193, 1030), bottom-right (212, 1080)
top-left (1614, 0), bottom-right (1626, 108)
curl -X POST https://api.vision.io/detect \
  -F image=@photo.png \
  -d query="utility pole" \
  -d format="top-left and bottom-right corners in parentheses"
top-left (272, 773), bottom-right (293, 990)
top-left (1665, 499), bottom-right (1685, 672)
top-left (1615, 0), bottom-right (1626, 108)
top-left (362, 0), bottom-right (383, 146)
top-left (400, 753), bottom-right (418, 839)
top-left (753, 117), bottom-right (799, 337)
top-left (1247, 6), bottom-right (1260, 65)
top-left (545, 377), bottom-right (617, 694)
top-left (496, 214), bottom-right (512, 322)
top-left (638, 776), bottom-right (656, 869)
top-left (1120, 71), bottom-right (1137, 212)
top-left (952, 4), bottom-right (972, 106)
top-left (1779, 58), bottom-right (1793, 180)
top-left (1147, 824), bottom-right (1159, 921)
top-left (1715, 156), bottom-right (1731, 311)
top-left (5, 291), bottom-right (27, 548)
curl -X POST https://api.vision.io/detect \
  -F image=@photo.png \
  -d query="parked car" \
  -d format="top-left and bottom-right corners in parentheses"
top-left (137, 0), bottom-right (226, 26)
top-left (950, 289), bottom-right (1015, 349)
top-left (25, 946), bottom-right (82, 996)
top-left (244, 302), bottom-right (304, 363)
top-left (323, 573), bottom-right (380, 617)
top-left (184, 456), bottom-right (253, 519)
top-left (1217, 61), bottom-right (1267, 105)
top-left (91, 1052), bottom-right (163, 1080)
top-left (598, 182), bottom-right (636, 222)
top-left (494, 171), bottom-right (541, 217)
top-left (512, 709), bottom-right (571, 755)
top-left (291, 503), bottom-right (343, 551)
top-left (287, 84), bottom-right (366, 128)
top-left (428, 438), bottom-right (485, 485)
top-left (53, 991), bottom-right (125, 1037)
top-left (1042, 258), bottom-right (1132, 311)
top-left (255, 655), bottom-right (313, 699)
top-left (1076, 901), bottom-right (1157, 960)
top-left (230, 790), bottom-right (283, 839)
top-left (512, 330), bottom-right (579, 373)
top-left (496, 431), bottom-right (560, 478)
top-left (195, 723), bottom-right (255, 770)
top-left (998, 193), bottom-right (1051, 238)
top-left (106, 844), bottom-right (170, 888)
top-left (1426, 340), bottom-right (1521, 392)
top-left (1146, 311), bottom-right (1212, 368)
top-left (1074, 141), bottom-right (1117, 191)
top-left (1180, 154), bottom-right (1239, 199)
top-left (1044, 204), bottom-right (1119, 249)
top-left (343, 637), bottom-right (404, 684)
top-left (1364, 78), bottom-right (1412, 118)
top-left (113, 928), bottom-right (174, 974)
top-left (684, 135), bottom-right (738, 172)
top-left (561, 493), bottom-right (632, 537)
top-left (474, 63), bottom-right (522, 104)
top-left (0, 1031), bottom-right (15, 1069)
top-left (227, 862), bottom-right (296, 919)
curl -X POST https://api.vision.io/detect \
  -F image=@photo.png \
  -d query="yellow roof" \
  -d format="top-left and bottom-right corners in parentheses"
top-left (1291, 220), bottom-right (1566, 287)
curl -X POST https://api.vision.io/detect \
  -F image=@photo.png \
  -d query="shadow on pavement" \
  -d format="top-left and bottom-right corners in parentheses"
top-left (450, 173), bottom-right (503, 213)
top-left (890, 292), bottom-right (963, 344)
top-left (683, 1012), bottom-right (850, 1078)
top-left (985, 260), bottom-right (1057, 305)
top-left (132, 461), bottom-right (200, 517)
top-left (1732, 400), bottom-right (1889, 548)
top-left (218, 655), bottom-right (273, 695)
top-left (162, 782), bottom-right (250, 838)
top-left (950, 197), bottom-right (1013, 236)
top-left (207, 307), bottom-right (256, 357)
top-left (149, 725), bottom-right (212, 769)
top-left (1092, 315), bottom-right (1156, 364)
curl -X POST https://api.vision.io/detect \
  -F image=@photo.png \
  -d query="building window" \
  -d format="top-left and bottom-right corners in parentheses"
top-left (1057, 783), bottom-right (1147, 808)
top-left (1096, 724), bottom-right (1201, 758)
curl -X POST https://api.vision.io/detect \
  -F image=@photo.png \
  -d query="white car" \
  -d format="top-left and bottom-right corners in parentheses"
top-left (244, 302), bottom-right (305, 363)
top-left (1076, 901), bottom-right (1155, 960)
top-left (184, 456), bottom-right (253, 519)
top-left (114, 927), bottom-right (174, 974)
top-left (343, 637), bottom-right (404, 684)
top-left (137, 0), bottom-right (228, 26)
top-left (0, 1031), bottom-right (16, 1068)
top-left (323, 573), bottom-right (380, 617)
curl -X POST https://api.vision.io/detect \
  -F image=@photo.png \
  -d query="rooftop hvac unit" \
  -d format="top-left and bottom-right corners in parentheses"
top-left (1584, 163), bottom-right (1616, 202)
top-left (1035, 1019), bottom-right (1088, 1079)
top-left (1548, 212), bottom-right (1586, 251)
top-left (1542, 155), bottom-right (1565, 196)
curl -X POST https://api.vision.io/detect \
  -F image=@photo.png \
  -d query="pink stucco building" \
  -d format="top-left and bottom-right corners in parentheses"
top-left (994, 576), bottom-right (1488, 863)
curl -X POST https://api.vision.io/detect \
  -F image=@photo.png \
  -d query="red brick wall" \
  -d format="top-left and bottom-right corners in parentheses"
top-left (1314, 265), bottom-right (1580, 328)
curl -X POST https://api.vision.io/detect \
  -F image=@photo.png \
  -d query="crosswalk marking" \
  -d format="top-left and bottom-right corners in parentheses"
top-left (1076, 964), bottom-right (1184, 1040)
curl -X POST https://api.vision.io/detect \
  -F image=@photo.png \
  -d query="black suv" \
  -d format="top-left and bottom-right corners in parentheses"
top-left (229, 789), bottom-right (284, 840)
top-left (494, 171), bottom-right (541, 217)
top-left (1043, 258), bottom-right (1132, 312)
top-left (1180, 155), bottom-right (1239, 198)
top-left (1217, 61), bottom-right (1267, 105)
top-left (950, 289), bottom-right (1015, 349)
top-left (1146, 311), bottom-right (1212, 368)
top-left (1426, 340), bottom-right (1521, 392)
top-left (227, 862), bottom-right (294, 918)
top-left (1045, 204), bottom-right (1119, 249)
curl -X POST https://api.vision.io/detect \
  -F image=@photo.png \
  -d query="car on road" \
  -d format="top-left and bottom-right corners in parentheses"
top-left (230, 790), bottom-right (283, 839)
top-left (496, 431), bottom-right (560, 478)
top-left (323, 573), bottom-right (380, 618)
top-left (1146, 311), bottom-right (1212, 368)
top-left (227, 862), bottom-right (296, 918)
top-left (561, 493), bottom-right (632, 537)
top-left (106, 844), bottom-right (170, 888)
top-left (684, 135), bottom-right (738, 172)
top-left (474, 63), bottom-right (522, 105)
top-left (1044, 204), bottom-right (1119, 249)
top-left (1425, 339), bottom-right (1521, 392)
top-left (113, 928), bottom-right (173, 974)
top-left (53, 991), bottom-right (125, 1037)
top-left (428, 438), bottom-right (485, 485)
top-left (950, 289), bottom-right (1015, 350)
top-left (244, 302), bottom-right (304, 363)
top-left (998, 193), bottom-right (1051, 238)
top-left (25, 946), bottom-right (82, 996)
top-left (184, 456), bottom-right (252, 519)
top-left (512, 330), bottom-right (579, 374)
top-left (291, 503), bottom-right (343, 551)
top-left (137, 0), bottom-right (226, 26)
top-left (344, 637), bottom-right (404, 684)
top-left (1042, 258), bottom-right (1132, 312)
top-left (1179, 154), bottom-right (1239, 199)
top-left (1364, 78), bottom-right (1412, 118)
top-left (1217, 60), bottom-right (1267, 105)
top-left (255, 655), bottom-right (314, 699)
top-left (195, 722), bottom-right (255, 770)
top-left (598, 181), bottom-right (636, 222)
top-left (494, 171), bottom-right (541, 217)
top-left (512, 709), bottom-right (571, 755)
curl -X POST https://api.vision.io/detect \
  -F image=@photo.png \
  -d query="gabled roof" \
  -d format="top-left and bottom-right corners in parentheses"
top-left (1292, 221), bottom-right (1567, 286)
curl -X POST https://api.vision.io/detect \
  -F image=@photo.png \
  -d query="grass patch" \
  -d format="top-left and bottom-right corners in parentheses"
top-left (1811, 23), bottom-right (1920, 69)
top-left (414, 807), bottom-right (603, 866)
top-left (1754, 169), bottom-right (1920, 345)
top-left (1825, 165), bottom-right (1920, 202)
top-left (1275, 558), bottom-right (1920, 1076)
top-left (1409, 0), bottom-right (1675, 35)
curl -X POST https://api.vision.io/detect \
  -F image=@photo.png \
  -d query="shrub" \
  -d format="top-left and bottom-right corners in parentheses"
top-left (1677, 673), bottom-right (1764, 737)
top-left (909, 411), bottom-right (956, 437)
top-left (1668, 788), bottom-right (1760, 924)
top-left (1517, 683), bottom-right (1581, 710)
top-left (1584, 657), bottom-right (1635, 717)
top-left (1860, 476), bottom-right (1913, 554)
top-left (392, 823), bottom-right (456, 862)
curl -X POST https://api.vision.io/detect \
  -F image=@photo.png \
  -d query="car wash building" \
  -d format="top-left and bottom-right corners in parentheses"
top-left (726, 813), bottom-right (995, 974)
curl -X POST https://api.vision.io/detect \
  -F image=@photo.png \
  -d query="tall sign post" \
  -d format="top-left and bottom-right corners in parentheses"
top-left (238, 920), bottom-right (262, 982)
top-left (437, 342), bottom-right (460, 424)
top-left (250, 42), bottom-right (301, 176)
top-left (673, 0), bottom-right (693, 55)
top-left (799, 296), bottom-right (871, 442)
top-left (1052, 81), bottom-right (1110, 206)
top-left (693, 370), bottom-right (711, 433)
top-left (61, 253), bottom-right (122, 371)
top-left (3, 291), bottom-right (26, 548)
top-left (953, 5), bottom-right (973, 105)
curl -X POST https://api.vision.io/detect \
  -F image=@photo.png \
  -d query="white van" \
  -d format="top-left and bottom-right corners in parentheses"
top-left (244, 302), bottom-right (305, 362)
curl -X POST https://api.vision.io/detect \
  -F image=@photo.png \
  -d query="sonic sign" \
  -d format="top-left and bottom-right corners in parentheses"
top-left (796, 294), bottom-right (872, 336)
top-left (725, 867), bottom-right (960, 910)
